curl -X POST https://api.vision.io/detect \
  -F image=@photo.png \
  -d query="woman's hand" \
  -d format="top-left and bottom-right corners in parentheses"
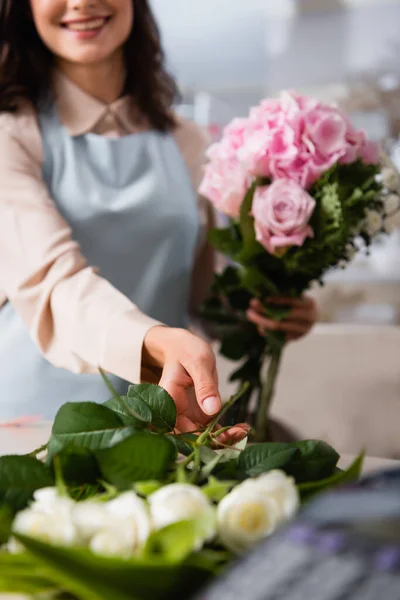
top-left (142, 327), bottom-right (249, 443)
top-left (246, 296), bottom-right (318, 341)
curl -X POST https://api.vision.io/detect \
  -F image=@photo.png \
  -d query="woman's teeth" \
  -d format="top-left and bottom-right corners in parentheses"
top-left (65, 18), bottom-right (107, 31)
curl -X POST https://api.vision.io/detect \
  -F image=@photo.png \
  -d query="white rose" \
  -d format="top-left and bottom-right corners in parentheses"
top-left (105, 491), bottom-right (152, 550)
top-left (149, 484), bottom-right (216, 548)
top-left (11, 506), bottom-right (78, 549)
top-left (241, 470), bottom-right (299, 521)
top-left (217, 485), bottom-right (281, 554)
top-left (217, 470), bottom-right (299, 554)
top-left (32, 487), bottom-right (75, 517)
top-left (90, 521), bottom-right (137, 559)
top-left (72, 501), bottom-right (111, 542)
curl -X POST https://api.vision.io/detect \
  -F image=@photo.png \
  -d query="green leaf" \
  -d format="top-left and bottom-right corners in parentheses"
top-left (238, 182), bottom-right (261, 261)
top-left (0, 553), bottom-right (55, 596)
top-left (0, 504), bottom-right (13, 544)
top-left (55, 445), bottom-right (101, 486)
top-left (0, 456), bottom-right (54, 512)
top-left (208, 227), bottom-right (241, 258)
top-left (298, 453), bottom-right (364, 499)
top-left (240, 266), bottom-right (279, 296)
top-left (52, 402), bottom-right (123, 434)
top-left (15, 534), bottom-right (214, 600)
top-left (202, 477), bottom-right (236, 502)
top-left (134, 480), bottom-right (163, 497)
top-left (128, 384), bottom-right (177, 430)
top-left (285, 440), bottom-right (340, 482)
top-left (104, 395), bottom-right (152, 427)
top-left (48, 402), bottom-right (135, 458)
top-left (145, 518), bottom-right (214, 563)
top-left (167, 433), bottom-right (197, 457)
top-left (97, 433), bottom-right (176, 489)
top-left (238, 444), bottom-right (299, 477)
top-left (212, 459), bottom-right (239, 481)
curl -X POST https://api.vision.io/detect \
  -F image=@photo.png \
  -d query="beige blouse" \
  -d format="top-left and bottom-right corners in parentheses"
top-left (0, 72), bottom-right (211, 384)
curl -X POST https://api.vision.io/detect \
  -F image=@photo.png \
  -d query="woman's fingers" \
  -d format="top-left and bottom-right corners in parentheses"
top-left (216, 423), bottom-right (250, 445)
top-left (250, 295), bottom-right (315, 311)
top-left (182, 348), bottom-right (221, 417)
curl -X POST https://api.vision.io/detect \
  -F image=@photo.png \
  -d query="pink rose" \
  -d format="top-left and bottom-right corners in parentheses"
top-left (252, 180), bottom-right (315, 255)
top-left (199, 158), bottom-right (248, 219)
top-left (304, 107), bottom-right (347, 156)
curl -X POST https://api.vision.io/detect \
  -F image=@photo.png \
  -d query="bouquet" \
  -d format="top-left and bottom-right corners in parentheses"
top-left (0, 377), bottom-right (363, 600)
top-left (199, 91), bottom-right (400, 441)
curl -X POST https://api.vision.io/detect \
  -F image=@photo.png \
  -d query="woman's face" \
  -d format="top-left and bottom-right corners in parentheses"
top-left (29, 0), bottom-right (133, 66)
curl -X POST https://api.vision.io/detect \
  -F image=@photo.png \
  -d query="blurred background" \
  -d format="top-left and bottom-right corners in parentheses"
top-left (152, 0), bottom-right (400, 459)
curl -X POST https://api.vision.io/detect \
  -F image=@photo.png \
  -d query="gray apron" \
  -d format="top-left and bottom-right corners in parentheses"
top-left (0, 103), bottom-right (199, 419)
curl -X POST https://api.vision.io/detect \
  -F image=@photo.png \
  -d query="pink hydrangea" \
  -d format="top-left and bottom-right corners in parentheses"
top-left (199, 158), bottom-right (248, 219)
top-left (198, 90), bottom-right (380, 219)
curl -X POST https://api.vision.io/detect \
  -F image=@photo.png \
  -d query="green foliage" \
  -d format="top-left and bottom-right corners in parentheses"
top-left (0, 456), bottom-right (54, 512)
top-left (127, 384), bottom-right (177, 431)
top-left (8, 534), bottom-right (216, 600)
top-left (0, 378), bottom-right (364, 600)
top-left (96, 433), bottom-right (176, 489)
top-left (238, 440), bottom-right (340, 482)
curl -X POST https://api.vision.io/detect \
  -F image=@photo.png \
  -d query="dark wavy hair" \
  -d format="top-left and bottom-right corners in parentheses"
top-left (0, 0), bottom-right (179, 130)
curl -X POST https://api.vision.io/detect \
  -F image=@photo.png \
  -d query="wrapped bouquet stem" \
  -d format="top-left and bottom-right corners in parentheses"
top-left (199, 91), bottom-right (400, 441)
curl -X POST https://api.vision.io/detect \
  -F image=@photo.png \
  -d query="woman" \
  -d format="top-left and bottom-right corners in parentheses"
top-left (0, 0), bottom-right (316, 435)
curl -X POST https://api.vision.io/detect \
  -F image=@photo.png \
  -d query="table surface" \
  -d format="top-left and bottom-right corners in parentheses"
top-left (1, 422), bottom-right (399, 600)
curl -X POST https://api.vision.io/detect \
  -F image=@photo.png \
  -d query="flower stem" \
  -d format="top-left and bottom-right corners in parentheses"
top-left (254, 348), bottom-right (283, 442)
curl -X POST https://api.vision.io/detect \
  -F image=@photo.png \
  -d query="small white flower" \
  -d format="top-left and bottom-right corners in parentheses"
top-left (217, 470), bottom-right (299, 554)
top-left (382, 167), bottom-right (400, 192)
top-left (105, 491), bottom-right (152, 550)
top-left (90, 521), bottom-right (137, 559)
top-left (366, 210), bottom-right (383, 236)
top-left (149, 484), bottom-right (216, 547)
top-left (12, 506), bottom-right (78, 548)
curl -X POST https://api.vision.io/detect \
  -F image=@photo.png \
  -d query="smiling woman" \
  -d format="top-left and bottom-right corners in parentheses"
top-left (0, 0), bottom-right (254, 440)
top-left (0, 0), bottom-right (314, 436)
top-left (0, 0), bottom-right (178, 129)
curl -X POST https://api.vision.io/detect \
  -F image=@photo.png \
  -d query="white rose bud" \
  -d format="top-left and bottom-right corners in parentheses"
top-left (149, 484), bottom-right (216, 548)
top-left (12, 506), bottom-right (78, 548)
top-left (105, 491), bottom-right (152, 550)
top-left (217, 470), bottom-right (299, 554)
top-left (72, 500), bottom-right (111, 543)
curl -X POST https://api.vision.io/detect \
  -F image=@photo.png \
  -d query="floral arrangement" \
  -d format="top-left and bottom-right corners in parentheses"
top-left (199, 91), bottom-right (400, 440)
top-left (0, 379), bottom-right (363, 600)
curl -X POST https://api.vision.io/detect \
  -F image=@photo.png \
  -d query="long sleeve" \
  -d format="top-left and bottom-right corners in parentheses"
top-left (0, 110), bottom-right (161, 383)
